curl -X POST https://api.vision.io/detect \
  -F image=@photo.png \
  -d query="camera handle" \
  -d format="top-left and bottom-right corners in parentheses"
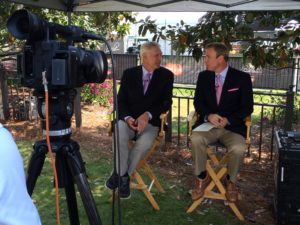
top-left (26, 139), bottom-right (102, 225)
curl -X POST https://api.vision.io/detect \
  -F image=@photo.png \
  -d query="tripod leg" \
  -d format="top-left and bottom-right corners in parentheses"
top-left (26, 140), bottom-right (48, 195)
top-left (65, 176), bottom-right (80, 225)
top-left (75, 173), bottom-right (102, 224)
top-left (56, 151), bottom-right (80, 225)
top-left (64, 141), bottom-right (102, 225)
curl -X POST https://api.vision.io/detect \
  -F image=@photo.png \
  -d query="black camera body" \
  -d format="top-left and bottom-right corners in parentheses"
top-left (8, 9), bottom-right (108, 92)
top-left (19, 40), bottom-right (108, 91)
top-left (7, 9), bottom-right (108, 136)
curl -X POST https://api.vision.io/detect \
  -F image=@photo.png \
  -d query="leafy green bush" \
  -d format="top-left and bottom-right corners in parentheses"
top-left (81, 79), bottom-right (113, 107)
top-left (257, 92), bottom-right (300, 125)
top-left (293, 94), bottom-right (300, 123)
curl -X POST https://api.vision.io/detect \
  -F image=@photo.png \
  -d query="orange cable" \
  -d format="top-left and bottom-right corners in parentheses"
top-left (43, 74), bottom-right (61, 225)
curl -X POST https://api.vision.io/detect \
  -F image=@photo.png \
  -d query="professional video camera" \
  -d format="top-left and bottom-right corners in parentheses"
top-left (7, 9), bottom-right (108, 136)
top-left (6, 9), bottom-right (109, 225)
top-left (7, 9), bottom-right (108, 91)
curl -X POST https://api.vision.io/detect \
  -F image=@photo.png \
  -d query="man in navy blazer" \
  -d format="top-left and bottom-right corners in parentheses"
top-left (190, 42), bottom-right (253, 202)
top-left (105, 42), bottom-right (174, 199)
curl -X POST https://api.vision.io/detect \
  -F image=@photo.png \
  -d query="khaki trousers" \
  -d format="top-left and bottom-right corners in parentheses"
top-left (190, 128), bottom-right (246, 182)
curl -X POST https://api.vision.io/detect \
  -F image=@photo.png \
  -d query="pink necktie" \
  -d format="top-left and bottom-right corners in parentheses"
top-left (215, 74), bottom-right (222, 105)
top-left (143, 72), bottom-right (151, 94)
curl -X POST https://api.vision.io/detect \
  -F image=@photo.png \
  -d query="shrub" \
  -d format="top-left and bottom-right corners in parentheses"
top-left (81, 79), bottom-right (113, 107)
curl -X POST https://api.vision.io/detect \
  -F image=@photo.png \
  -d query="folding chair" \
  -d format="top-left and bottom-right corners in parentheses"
top-left (108, 112), bottom-right (168, 210)
top-left (186, 111), bottom-right (251, 221)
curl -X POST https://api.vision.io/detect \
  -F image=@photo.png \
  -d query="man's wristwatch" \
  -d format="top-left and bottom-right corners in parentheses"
top-left (204, 115), bottom-right (209, 122)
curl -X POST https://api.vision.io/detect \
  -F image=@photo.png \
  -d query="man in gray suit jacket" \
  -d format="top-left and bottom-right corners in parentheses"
top-left (105, 42), bottom-right (174, 199)
top-left (190, 42), bottom-right (253, 202)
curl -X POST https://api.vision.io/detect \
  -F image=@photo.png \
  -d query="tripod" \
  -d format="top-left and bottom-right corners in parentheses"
top-left (26, 89), bottom-right (102, 225)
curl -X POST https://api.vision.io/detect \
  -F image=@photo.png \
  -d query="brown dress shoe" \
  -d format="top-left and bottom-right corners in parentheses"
top-left (191, 175), bottom-right (211, 201)
top-left (225, 179), bottom-right (238, 202)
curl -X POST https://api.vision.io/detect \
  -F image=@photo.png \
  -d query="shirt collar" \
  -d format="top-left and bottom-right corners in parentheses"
top-left (216, 66), bottom-right (229, 84)
top-left (142, 66), bottom-right (153, 79)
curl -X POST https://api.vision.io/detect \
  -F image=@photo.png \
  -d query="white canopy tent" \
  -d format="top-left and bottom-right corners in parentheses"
top-left (8, 0), bottom-right (300, 12)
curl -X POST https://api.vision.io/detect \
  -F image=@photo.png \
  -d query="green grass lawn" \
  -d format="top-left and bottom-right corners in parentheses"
top-left (18, 140), bottom-right (242, 225)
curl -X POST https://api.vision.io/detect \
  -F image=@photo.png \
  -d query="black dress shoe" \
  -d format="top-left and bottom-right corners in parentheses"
top-left (119, 175), bottom-right (131, 199)
top-left (105, 172), bottom-right (119, 190)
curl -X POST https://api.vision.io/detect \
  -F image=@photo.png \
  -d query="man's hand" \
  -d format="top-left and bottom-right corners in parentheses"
top-left (219, 117), bottom-right (229, 128)
top-left (136, 112), bottom-right (150, 134)
top-left (126, 117), bottom-right (138, 131)
top-left (208, 114), bottom-right (228, 128)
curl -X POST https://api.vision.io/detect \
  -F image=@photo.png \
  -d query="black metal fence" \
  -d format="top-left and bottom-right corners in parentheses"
top-left (0, 61), bottom-right (37, 121)
top-left (109, 54), bottom-right (300, 91)
top-left (161, 55), bottom-right (300, 91)
top-left (170, 85), bottom-right (297, 160)
top-left (1, 53), bottom-right (300, 161)
top-left (108, 54), bottom-right (138, 80)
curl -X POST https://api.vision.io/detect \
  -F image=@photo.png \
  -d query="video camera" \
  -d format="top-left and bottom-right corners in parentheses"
top-left (7, 9), bottom-right (108, 91)
top-left (7, 11), bottom-right (110, 224)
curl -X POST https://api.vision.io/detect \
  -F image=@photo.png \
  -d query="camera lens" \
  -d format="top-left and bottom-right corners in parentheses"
top-left (16, 16), bottom-right (29, 35)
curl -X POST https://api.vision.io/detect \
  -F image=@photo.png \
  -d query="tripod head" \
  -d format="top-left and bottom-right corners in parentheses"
top-left (35, 89), bottom-right (76, 140)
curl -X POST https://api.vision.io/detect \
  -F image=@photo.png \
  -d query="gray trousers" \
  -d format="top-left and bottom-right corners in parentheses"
top-left (190, 128), bottom-right (246, 182)
top-left (115, 120), bottom-right (159, 176)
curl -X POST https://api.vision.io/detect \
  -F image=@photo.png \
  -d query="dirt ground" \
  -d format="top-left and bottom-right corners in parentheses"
top-left (1, 104), bottom-right (276, 225)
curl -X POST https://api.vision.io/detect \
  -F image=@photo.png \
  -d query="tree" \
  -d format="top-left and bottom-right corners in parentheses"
top-left (138, 11), bottom-right (300, 68)
top-left (0, 0), bottom-right (137, 53)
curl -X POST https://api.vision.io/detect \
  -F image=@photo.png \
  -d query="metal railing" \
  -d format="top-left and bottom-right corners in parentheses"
top-left (170, 85), bottom-right (297, 160)
top-left (162, 56), bottom-right (300, 91)
top-left (1, 53), bottom-right (299, 161)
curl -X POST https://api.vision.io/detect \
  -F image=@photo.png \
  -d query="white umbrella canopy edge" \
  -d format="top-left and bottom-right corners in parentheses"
top-left (7, 0), bottom-right (300, 12)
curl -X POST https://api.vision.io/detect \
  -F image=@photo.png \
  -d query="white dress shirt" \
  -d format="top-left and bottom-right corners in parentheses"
top-left (0, 123), bottom-right (42, 225)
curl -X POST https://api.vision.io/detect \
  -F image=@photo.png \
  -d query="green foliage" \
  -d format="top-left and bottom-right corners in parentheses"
top-left (252, 91), bottom-right (300, 126)
top-left (294, 94), bottom-right (300, 123)
top-left (0, 1), bottom-right (21, 51)
top-left (138, 11), bottom-right (300, 68)
top-left (0, 1), bottom-right (136, 55)
top-left (260, 94), bottom-right (286, 125)
top-left (81, 79), bottom-right (113, 107)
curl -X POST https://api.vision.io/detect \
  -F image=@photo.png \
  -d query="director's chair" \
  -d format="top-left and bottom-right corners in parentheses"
top-left (108, 112), bottom-right (168, 210)
top-left (186, 111), bottom-right (251, 221)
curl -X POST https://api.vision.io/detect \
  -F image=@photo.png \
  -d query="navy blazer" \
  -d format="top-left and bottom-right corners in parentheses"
top-left (118, 65), bottom-right (174, 127)
top-left (194, 67), bottom-right (254, 137)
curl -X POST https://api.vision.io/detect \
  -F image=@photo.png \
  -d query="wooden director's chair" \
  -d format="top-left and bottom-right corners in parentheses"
top-left (186, 111), bottom-right (251, 221)
top-left (108, 112), bottom-right (168, 210)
